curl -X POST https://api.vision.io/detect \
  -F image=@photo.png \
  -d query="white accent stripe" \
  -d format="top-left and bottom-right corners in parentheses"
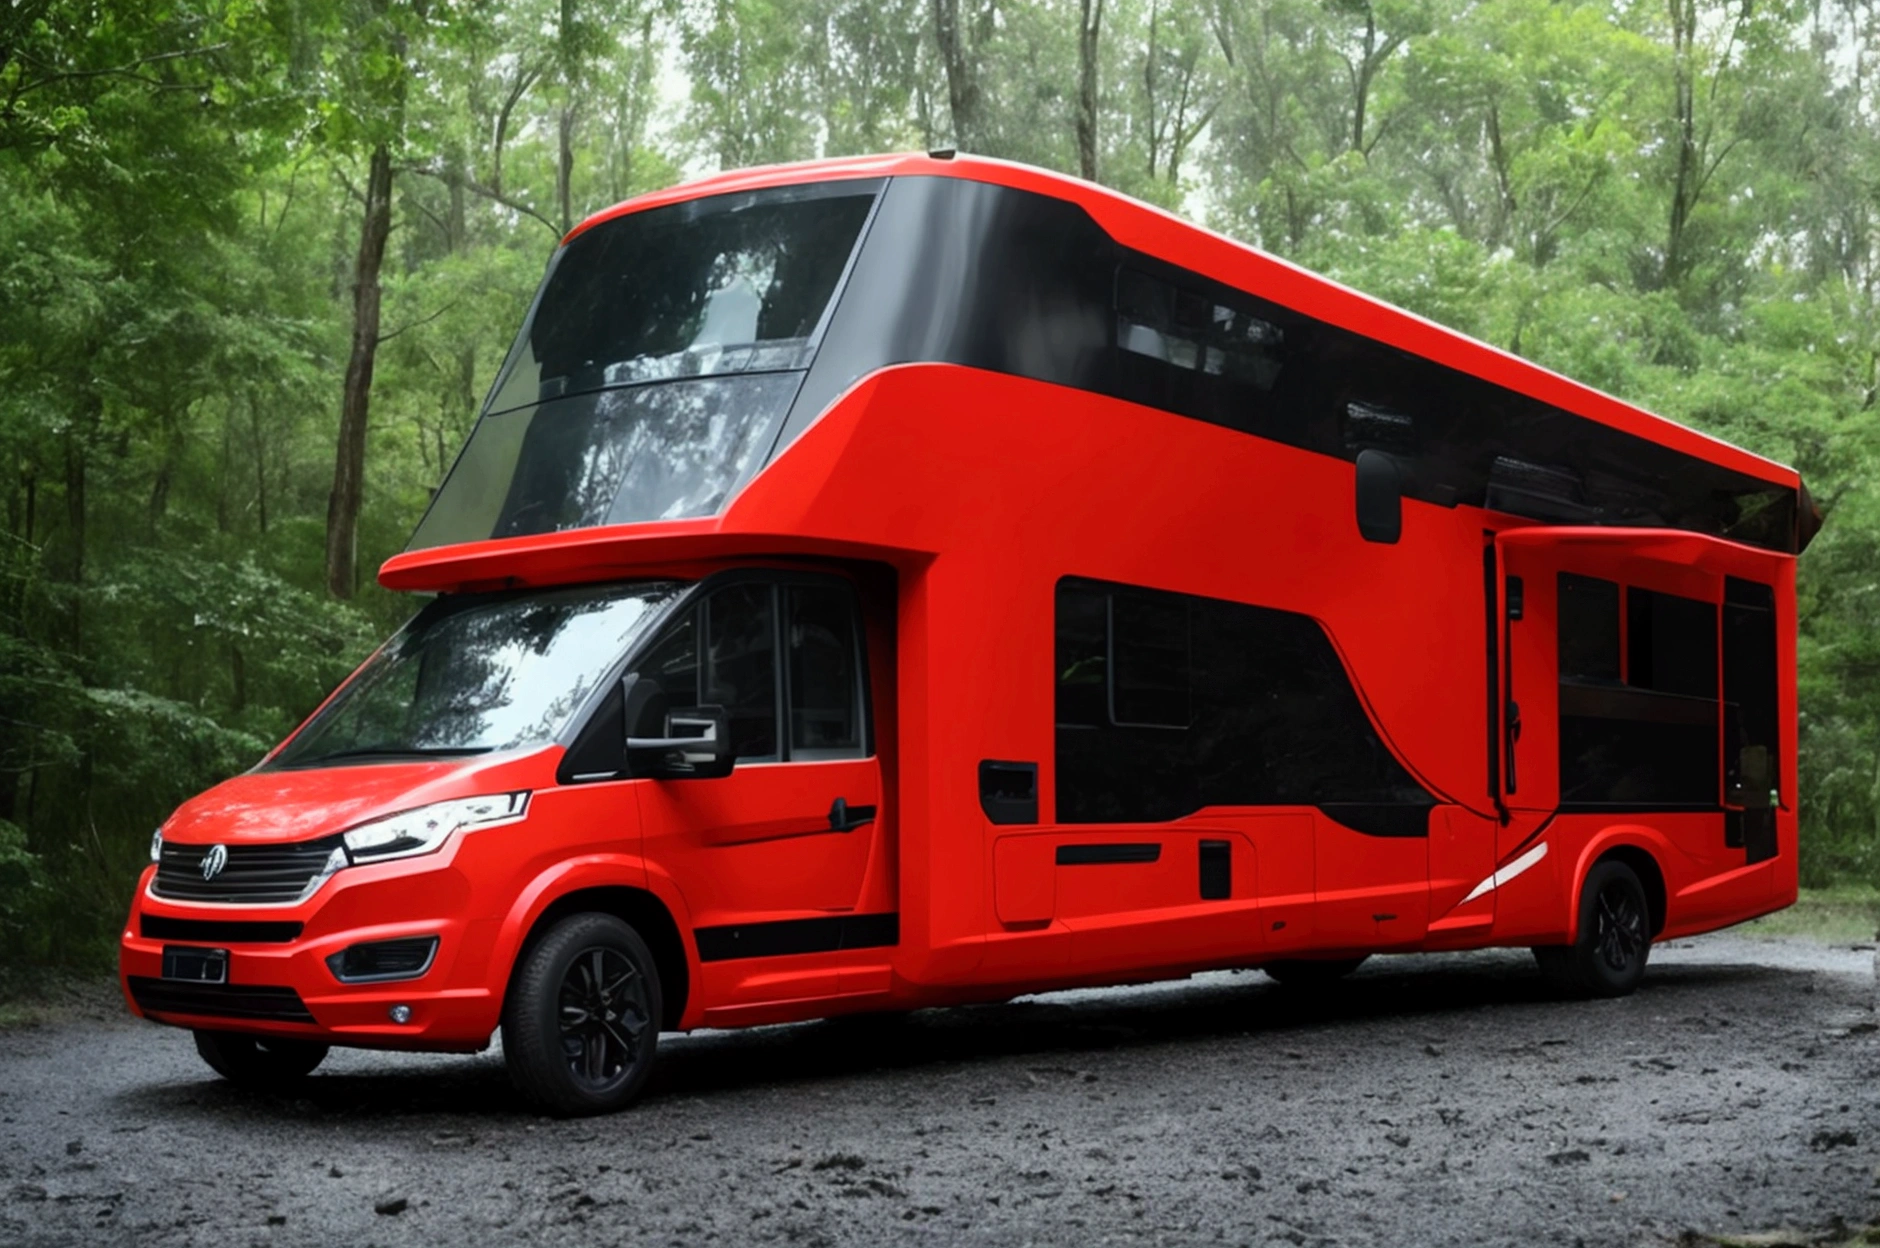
top-left (1461, 841), bottom-right (1549, 904)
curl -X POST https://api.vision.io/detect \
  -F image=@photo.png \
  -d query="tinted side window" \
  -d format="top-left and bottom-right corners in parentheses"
top-left (786, 585), bottom-right (864, 758)
top-left (1558, 574), bottom-right (1621, 683)
top-left (1558, 573), bottom-right (1719, 808)
top-left (1055, 578), bottom-right (1432, 825)
top-left (705, 584), bottom-right (779, 761)
top-left (1628, 587), bottom-right (1717, 698)
top-left (1109, 591), bottom-right (1191, 728)
top-left (782, 177), bottom-right (1801, 557)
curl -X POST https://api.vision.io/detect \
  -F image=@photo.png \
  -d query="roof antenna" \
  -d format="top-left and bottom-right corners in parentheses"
top-left (928, 147), bottom-right (957, 160)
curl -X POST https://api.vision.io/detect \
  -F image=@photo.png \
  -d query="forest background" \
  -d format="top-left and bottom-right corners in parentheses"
top-left (4, 0), bottom-right (1880, 970)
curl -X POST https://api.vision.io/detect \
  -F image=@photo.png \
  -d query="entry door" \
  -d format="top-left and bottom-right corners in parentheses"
top-left (1722, 577), bottom-right (1780, 863)
top-left (633, 576), bottom-right (886, 928)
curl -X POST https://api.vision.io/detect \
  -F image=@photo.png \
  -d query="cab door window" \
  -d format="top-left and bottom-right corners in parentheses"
top-left (704, 583), bottom-right (780, 761)
top-left (577, 575), bottom-right (868, 777)
top-left (784, 584), bottom-right (866, 759)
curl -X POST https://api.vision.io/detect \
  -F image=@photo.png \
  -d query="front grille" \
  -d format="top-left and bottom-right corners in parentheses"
top-left (127, 977), bottom-right (315, 1023)
top-left (153, 836), bottom-right (342, 905)
top-left (140, 915), bottom-right (303, 944)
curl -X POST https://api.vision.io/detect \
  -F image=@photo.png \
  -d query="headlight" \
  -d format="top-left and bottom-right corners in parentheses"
top-left (341, 792), bottom-right (530, 866)
top-left (149, 828), bottom-right (163, 863)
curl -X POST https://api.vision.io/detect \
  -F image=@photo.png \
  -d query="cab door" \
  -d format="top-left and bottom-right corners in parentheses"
top-left (633, 574), bottom-right (887, 933)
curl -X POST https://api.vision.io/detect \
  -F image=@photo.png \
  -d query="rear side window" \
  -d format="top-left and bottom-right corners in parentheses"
top-left (1557, 573), bottom-right (1719, 808)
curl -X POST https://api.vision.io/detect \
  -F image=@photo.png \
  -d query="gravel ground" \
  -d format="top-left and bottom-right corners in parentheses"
top-left (2, 933), bottom-right (1876, 1248)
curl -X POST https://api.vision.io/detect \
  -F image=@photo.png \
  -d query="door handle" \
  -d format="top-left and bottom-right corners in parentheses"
top-left (828, 798), bottom-right (877, 832)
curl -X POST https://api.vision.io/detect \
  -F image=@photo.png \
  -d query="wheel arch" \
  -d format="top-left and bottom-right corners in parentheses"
top-left (506, 883), bottom-right (691, 1031)
top-left (1585, 842), bottom-right (1668, 939)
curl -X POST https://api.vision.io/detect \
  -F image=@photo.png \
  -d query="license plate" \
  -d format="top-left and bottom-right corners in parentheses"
top-left (161, 946), bottom-right (227, 984)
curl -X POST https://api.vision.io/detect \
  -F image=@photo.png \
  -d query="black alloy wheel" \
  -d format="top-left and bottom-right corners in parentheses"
top-left (503, 913), bottom-right (662, 1116)
top-left (192, 1029), bottom-right (329, 1087)
top-left (1533, 859), bottom-right (1652, 998)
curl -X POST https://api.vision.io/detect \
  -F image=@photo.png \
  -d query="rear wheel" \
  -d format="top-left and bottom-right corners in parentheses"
top-left (1262, 955), bottom-right (1368, 987)
top-left (503, 913), bottom-right (662, 1117)
top-left (1532, 859), bottom-right (1652, 998)
top-left (192, 1030), bottom-right (328, 1087)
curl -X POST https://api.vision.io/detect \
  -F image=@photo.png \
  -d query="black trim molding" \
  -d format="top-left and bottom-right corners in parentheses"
top-left (694, 913), bottom-right (899, 963)
top-left (140, 915), bottom-right (304, 944)
top-left (1057, 843), bottom-right (1162, 865)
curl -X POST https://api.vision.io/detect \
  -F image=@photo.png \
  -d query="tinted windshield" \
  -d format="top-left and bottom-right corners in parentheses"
top-left (410, 374), bottom-right (801, 545)
top-left (485, 181), bottom-right (880, 415)
top-left (270, 582), bottom-right (684, 768)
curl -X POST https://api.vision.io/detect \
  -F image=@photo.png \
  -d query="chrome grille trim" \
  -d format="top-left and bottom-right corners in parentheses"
top-left (151, 835), bottom-right (344, 906)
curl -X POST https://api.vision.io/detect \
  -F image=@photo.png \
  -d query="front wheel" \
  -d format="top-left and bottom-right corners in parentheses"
top-left (502, 913), bottom-right (662, 1116)
top-left (193, 1030), bottom-right (328, 1087)
top-left (1533, 860), bottom-right (1652, 998)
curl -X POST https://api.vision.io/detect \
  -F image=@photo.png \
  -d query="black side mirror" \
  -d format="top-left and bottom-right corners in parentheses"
top-left (1354, 449), bottom-right (1402, 544)
top-left (627, 702), bottom-right (733, 780)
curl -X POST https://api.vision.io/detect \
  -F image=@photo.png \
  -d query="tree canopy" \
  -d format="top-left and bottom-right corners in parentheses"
top-left (4, 0), bottom-right (1879, 967)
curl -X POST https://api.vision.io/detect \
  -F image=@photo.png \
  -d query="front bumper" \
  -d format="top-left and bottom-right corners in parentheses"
top-left (118, 856), bottom-right (503, 1051)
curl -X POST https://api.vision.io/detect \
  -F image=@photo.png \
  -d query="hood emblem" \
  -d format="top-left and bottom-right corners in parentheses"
top-left (200, 844), bottom-right (229, 881)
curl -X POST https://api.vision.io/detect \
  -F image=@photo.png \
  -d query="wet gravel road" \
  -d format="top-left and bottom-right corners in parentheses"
top-left (2, 933), bottom-right (1876, 1248)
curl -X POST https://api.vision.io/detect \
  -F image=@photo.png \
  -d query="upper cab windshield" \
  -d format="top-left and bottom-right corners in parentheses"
top-left (406, 180), bottom-right (882, 550)
top-left (268, 582), bottom-right (683, 769)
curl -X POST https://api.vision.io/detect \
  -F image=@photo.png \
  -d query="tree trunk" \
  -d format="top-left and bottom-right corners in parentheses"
top-left (557, 104), bottom-right (576, 235)
top-left (60, 379), bottom-right (99, 654)
top-left (1663, 0), bottom-right (1698, 288)
top-left (1077, 0), bottom-right (1104, 181)
top-left (324, 141), bottom-right (394, 600)
top-left (1351, 10), bottom-right (1375, 153)
top-left (932, 0), bottom-right (982, 150)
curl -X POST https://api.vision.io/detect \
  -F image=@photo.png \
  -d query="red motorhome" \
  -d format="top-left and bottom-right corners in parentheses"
top-left (120, 154), bottom-right (1814, 1115)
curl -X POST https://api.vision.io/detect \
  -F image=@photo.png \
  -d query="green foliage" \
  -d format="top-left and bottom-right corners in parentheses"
top-left (5, 0), bottom-right (1880, 969)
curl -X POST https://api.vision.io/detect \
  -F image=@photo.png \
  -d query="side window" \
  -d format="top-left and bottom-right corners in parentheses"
top-left (1627, 587), bottom-right (1717, 698)
top-left (1723, 577), bottom-right (1779, 806)
top-left (1054, 577), bottom-right (1430, 825)
top-left (1115, 268), bottom-right (1285, 389)
top-left (1558, 574), bottom-right (1620, 683)
top-left (569, 576), bottom-right (871, 776)
top-left (785, 585), bottom-right (865, 758)
top-left (631, 607), bottom-right (701, 728)
top-left (1109, 591), bottom-right (1192, 729)
top-left (704, 583), bottom-right (779, 761)
top-left (1557, 572), bottom-right (1719, 808)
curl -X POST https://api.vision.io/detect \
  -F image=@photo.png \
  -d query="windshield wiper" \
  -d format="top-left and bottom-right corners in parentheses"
top-left (290, 744), bottom-right (494, 767)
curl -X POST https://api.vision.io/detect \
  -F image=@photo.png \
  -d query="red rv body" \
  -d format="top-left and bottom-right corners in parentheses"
top-left (120, 155), bottom-right (1811, 1113)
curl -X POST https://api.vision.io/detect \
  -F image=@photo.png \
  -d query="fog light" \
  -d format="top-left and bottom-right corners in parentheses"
top-left (326, 935), bottom-right (439, 984)
top-left (389, 1004), bottom-right (413, 1025)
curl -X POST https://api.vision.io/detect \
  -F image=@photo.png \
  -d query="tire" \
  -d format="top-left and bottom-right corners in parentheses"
top-left (502, 912), bottom-right (662, 1117)
top-left (192, 1030), bottom-right (328, 1087)
top-left (1532, 859), bottom-right (1652, 999)
top-left (1262, 955), bottom-right (1368, 987)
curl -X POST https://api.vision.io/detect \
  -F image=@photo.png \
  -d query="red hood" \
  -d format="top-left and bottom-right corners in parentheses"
top-left (159, 750), bottom-right (558, 846)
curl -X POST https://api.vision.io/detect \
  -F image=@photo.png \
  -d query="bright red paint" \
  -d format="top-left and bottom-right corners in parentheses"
top-left (120, 156), bottom-right (1800, 1057)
